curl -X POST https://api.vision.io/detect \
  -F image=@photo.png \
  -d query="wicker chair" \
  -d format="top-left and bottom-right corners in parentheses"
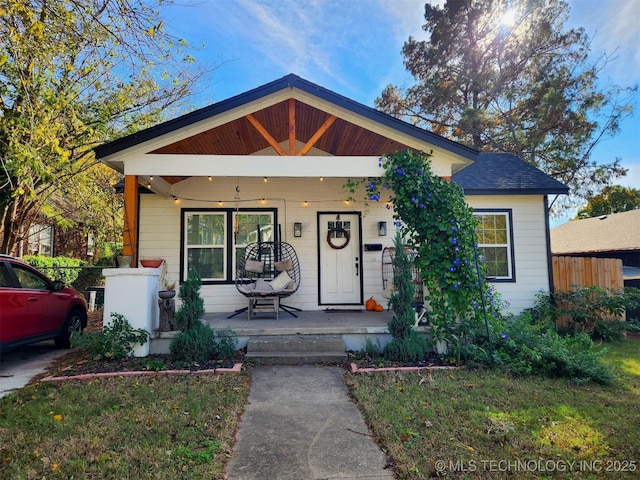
top-left (229, 241), bottom-right (301, 320)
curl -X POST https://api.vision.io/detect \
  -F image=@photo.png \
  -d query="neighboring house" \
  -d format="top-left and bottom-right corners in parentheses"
top-left (94, 74), bottom-right (568, 316)
top-left (20, 221), bottom-right (95, 260)
top-left (550, 209), bottom-right (640, 281)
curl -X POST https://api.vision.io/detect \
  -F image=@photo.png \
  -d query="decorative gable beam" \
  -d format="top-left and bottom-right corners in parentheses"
top-left (246, 113), bottom-right (287, 156)
top-left (297, 114), bottom-right (337, 156)
top-left (289, 98), bottom-right (296, 155)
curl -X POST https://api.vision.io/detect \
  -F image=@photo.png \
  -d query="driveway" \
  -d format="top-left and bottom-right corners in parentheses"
top-left (0, 343), bottom-right (70, 398)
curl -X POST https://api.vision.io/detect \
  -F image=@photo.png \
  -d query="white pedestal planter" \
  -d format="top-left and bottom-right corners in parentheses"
top-left (102, 267), bottom-right (161, 357)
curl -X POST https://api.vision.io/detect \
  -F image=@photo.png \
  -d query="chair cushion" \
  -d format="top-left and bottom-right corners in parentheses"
top-left (254, 278), bottom-right (273, 293)
top-left (245, 259), bottom-right (265, 273)
top-left (270, 271), bottom-right (292, 291)
top-left (274, 260), bottom-right (293, 272)
top-left (237, 282), bottom-right (256, 294)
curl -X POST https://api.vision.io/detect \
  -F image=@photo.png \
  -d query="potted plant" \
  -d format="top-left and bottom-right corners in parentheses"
top-left (159, 281), bottom-right (176, 299)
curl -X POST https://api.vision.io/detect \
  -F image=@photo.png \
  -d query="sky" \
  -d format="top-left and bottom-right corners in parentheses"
top-left (163, 0), bottom-right (640, 225)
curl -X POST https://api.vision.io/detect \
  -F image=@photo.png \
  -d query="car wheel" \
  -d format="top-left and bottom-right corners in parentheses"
top-left (55, 309), bottom-right (86, 349)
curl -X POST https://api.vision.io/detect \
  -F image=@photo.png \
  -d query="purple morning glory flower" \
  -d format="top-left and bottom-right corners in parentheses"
top-left (501, 332), bottom-right (508, 339)
top-left (451, 237), bottom-right (458, 245)
top-left (449, 266), bottom-right (455, 272)
top-left (395, 168), bottom-right (405, 175)
top-left (453, 259), bottom-right (460, 266)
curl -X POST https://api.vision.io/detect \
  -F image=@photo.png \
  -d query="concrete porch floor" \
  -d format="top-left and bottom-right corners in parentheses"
top-left (205, 309), bottom-right (395, 336)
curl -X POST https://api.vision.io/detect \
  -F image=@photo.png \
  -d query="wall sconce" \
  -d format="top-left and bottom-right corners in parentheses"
top-left (293, 222), bottom-right (302, 238)
top-left (378, 221), bottom-right (387, 236)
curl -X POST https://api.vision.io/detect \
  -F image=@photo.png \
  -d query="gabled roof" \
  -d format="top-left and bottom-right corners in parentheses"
top-left (452, 153), bottom-right (569, 195)
top-left (94, 73), bottom-right (568, 196)
top-left (551, 209), bottom-right (640, 254)
top-left (94, 73), bottom-right (477, 161)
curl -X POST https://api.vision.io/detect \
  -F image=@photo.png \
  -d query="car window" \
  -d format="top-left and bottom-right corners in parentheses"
top-left (13, 265), bottom-right (50, 290)
top-left (0, 262), bottom-right (13, 287)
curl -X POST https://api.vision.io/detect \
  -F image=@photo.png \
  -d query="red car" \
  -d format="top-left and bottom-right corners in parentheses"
top-left (0, 255), bottom-right (87, 352)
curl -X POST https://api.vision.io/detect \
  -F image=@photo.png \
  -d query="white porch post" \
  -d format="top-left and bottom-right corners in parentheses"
top-left (102, 267), bottom-right (161, 357)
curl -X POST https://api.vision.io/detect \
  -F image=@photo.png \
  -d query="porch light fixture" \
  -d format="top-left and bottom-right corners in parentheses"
top-left (378, 221), bottom-right (387, 236)
top-left (293, 222), bottom-right (302, 237)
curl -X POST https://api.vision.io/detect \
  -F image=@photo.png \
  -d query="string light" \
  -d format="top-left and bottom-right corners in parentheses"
top-left (173, 196), bottom-right (179, 204)
top-left (218, 200), bottom-right (223, 206)
top-left (263, 177), bottom-right (268, 183)
top-left (149, 176), bottom-right (154, 181)
top-left (303, 200), bottom-right (309, 207)
top-left (208, 176), bottom-right (213, 182)
top-left (319, 177), bottom-right (324, 182)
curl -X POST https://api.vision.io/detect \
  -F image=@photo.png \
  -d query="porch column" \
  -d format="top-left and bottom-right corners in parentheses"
top-left (123, 175), bottom-right (139, 266)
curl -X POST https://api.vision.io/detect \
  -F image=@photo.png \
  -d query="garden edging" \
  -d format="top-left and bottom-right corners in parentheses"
top-left (41, 362), bottom-right (244, 382)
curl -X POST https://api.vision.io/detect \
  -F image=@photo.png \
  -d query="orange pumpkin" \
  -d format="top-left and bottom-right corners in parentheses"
top-left (365, 297), bottom-right (377, 311)
top-left (374, 304), bottom-right (384, 312)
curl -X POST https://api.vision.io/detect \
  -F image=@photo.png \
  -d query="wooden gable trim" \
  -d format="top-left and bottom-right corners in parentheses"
top-left (297, 114), bottom-right (337, 156)
top-left (289, 98), bottom-right (296, 155)
top-left (246, 113), bottom-right (287, 156)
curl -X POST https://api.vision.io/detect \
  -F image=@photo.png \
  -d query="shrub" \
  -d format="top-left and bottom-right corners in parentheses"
top-left (169, 270), bottom-right (236, 362)
top-left (384, 329), bottom-right (427, 363)
top-left (487, 316), bottom-right (614, 384)
top-left (383, 230), bottom-right (427, 362)
top-left (72, 312), bottom-right (148, 360)
top-left (23, 255), bottom-right (82, 285)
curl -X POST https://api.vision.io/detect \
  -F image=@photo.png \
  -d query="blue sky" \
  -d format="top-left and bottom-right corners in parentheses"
top-left (164, 0), bottom-right (639, 223)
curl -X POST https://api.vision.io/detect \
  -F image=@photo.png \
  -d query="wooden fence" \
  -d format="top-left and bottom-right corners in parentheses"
top-left (552, 256), bottom-right (624, 293)
top-left (552, 255), bottom-right (625, 326)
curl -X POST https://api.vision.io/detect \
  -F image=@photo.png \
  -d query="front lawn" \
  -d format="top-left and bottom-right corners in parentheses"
top-left (0, 374), bottom-right (250, 479)
top-left (346, 339), bottom-right (640, 479)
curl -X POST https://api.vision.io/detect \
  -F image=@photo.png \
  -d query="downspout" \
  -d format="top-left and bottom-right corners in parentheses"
top-left (544, 195), bottom-right (555, 295)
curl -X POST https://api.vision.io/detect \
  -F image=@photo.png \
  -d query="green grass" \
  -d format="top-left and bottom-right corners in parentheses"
top-left (0, 374), bottom-right (250, 479)
top-left (346, 339), bottom-right (640, 479)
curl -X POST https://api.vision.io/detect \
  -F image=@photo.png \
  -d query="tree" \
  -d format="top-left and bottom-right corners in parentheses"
top-left (376, 0), bottom-right (636, 209)
top-left (576, 185), bottom-right (640, 218)
top-left (0, 0), bottom-right (212, 255)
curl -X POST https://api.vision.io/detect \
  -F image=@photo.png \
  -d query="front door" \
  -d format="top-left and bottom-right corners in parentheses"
top-left (318, 212), bottom-right (362, 305)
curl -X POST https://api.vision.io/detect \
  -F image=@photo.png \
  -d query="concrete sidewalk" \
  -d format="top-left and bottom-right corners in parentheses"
top-left (225, 365), bottom-right (395, 480)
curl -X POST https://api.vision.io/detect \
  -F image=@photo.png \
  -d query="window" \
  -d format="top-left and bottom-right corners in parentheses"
top-left (182, 209), bottom-right (276, 283)
top-left (474, 210), bottom-right (515, 281)
top-left (28, 224), bottom-right (53, 256)
top-left (14, 265), bottom-right (50, 290)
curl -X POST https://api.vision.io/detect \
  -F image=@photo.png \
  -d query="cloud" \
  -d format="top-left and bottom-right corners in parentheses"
top-left (567, 0), bottom-right (640, 84)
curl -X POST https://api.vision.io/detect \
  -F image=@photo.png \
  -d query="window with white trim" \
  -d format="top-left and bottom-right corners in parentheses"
top-left (474, 210), bottom-right (514, 281)
top-left (182, 209), bottom-right (276, 283)
top-left (28, 224), bottom-right (53, 256)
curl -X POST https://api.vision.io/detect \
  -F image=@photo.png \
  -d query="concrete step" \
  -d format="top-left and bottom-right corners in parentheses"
top-left (246, 335), bottom-right (347, 364)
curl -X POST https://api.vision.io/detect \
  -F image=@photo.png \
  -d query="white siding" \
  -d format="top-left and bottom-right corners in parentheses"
top-left (138, 179), bottom-right (550, 315)
top-left (138, 177), bottom-right (398, 313)
top-left (466, 195), bottom-right (551, 314)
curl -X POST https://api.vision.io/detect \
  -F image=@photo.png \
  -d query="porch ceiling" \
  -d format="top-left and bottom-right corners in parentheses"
top-left (151, 100), bottom-right (411, 157)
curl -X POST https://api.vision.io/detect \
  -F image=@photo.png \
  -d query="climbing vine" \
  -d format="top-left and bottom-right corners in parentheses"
top-left (348, 150), bottom-right (499, 346)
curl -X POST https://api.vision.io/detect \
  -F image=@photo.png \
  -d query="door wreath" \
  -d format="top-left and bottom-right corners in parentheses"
top-left (327, 227), bottom-right (350, 249)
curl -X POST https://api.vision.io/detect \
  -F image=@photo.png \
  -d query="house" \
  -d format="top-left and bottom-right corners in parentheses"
top-left (94, 74), bottom-right (568, 329)
top-left (550, 209), bottom-right (640, 274)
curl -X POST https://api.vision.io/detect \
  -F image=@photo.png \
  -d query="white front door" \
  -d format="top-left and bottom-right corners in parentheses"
top-left (318, 213), bottom-right (362, 305)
